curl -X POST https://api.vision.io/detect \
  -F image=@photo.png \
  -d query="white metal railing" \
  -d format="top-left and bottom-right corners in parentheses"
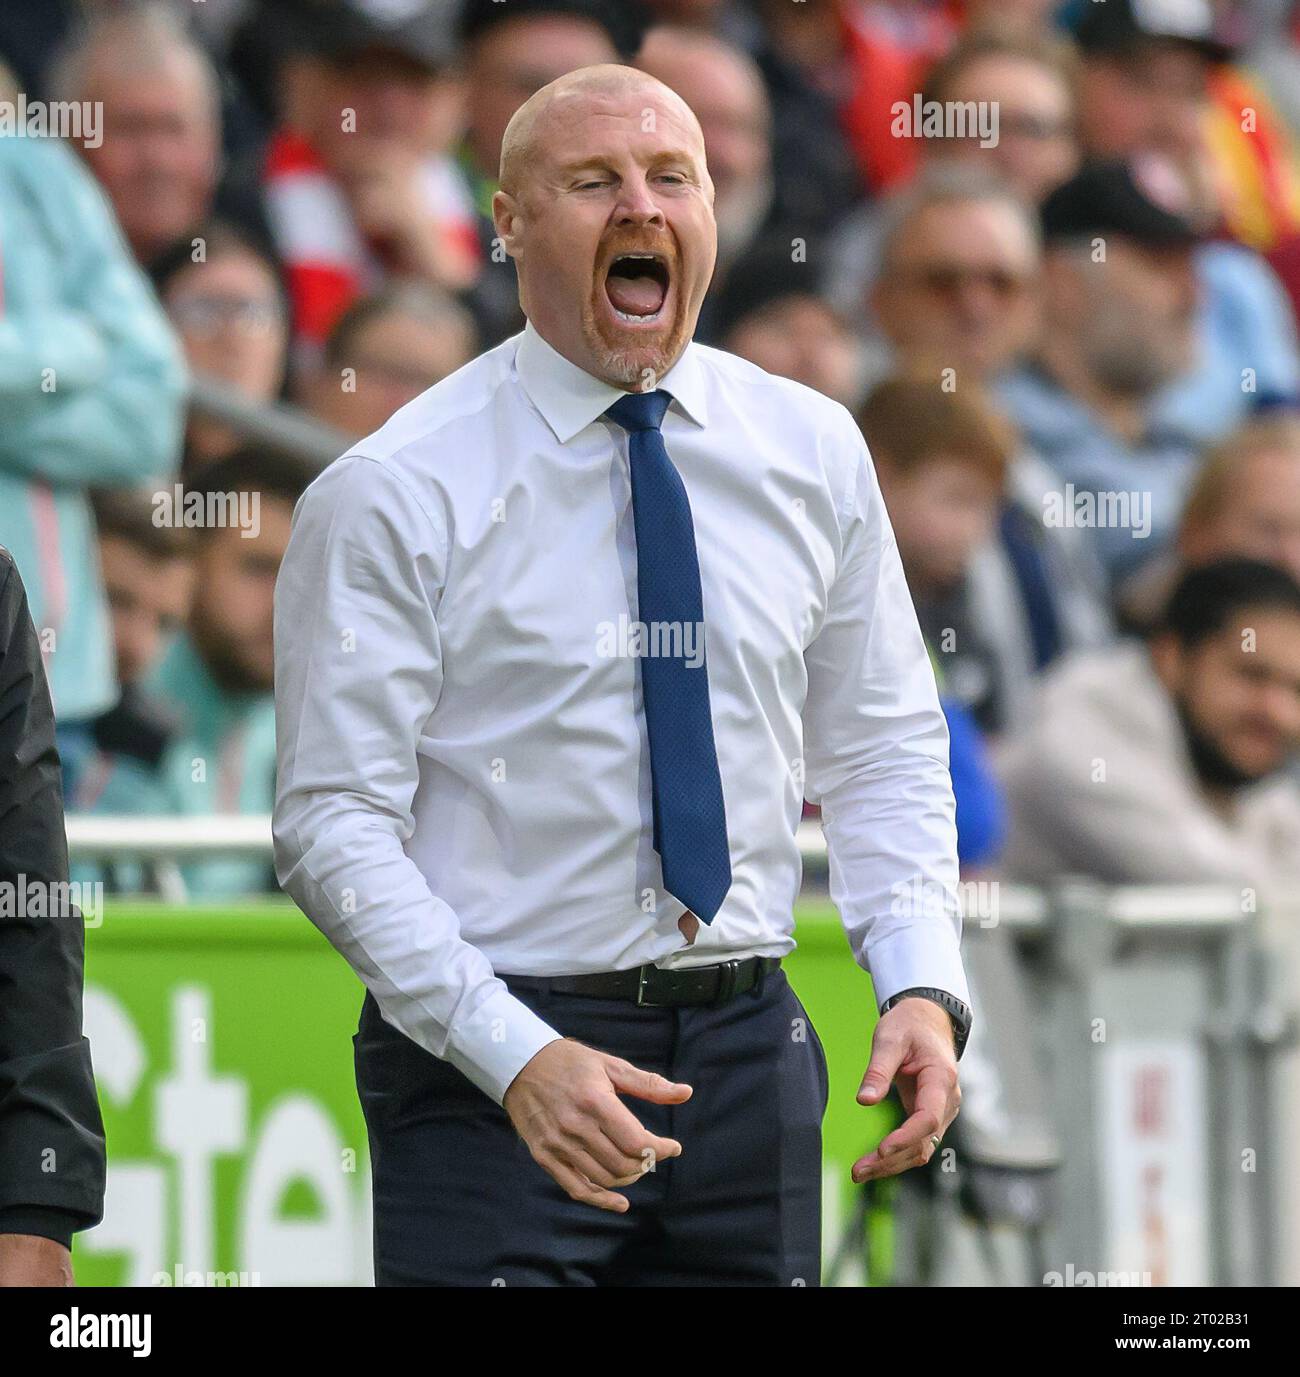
top-left (67, 813), bottom-right (273, 859)
top-left (61, 814), bottom-right (1241, 936)
top-left (66, 813), bottom-right (831, 862)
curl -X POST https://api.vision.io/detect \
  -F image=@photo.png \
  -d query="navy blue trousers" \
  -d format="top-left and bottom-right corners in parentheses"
top-left (355, 967), bottom-right (829, 1286)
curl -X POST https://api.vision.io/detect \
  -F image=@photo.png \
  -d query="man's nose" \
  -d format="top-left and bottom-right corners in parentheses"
top-left (614, 173), bottom-right (666, 226)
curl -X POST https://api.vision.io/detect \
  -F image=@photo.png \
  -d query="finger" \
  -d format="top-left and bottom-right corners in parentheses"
top-left (851, 1142), bottom-right (928, 1182)
top-left (876, 1078), bottom-right (948, 1159)
top-left (857, 1030), bottom-right (906, 1105)
top-left (556, 1118), bottom-right (644, 1180)
top-left (852, 1066), bottom-right (951, 1183)
top-left (564, 1142), bottom-right (646, 1191)
top-left (544, 1154), bottom-right (630, 1213)
top-left (604, 1057), bottom-right (693, 1106)
top-left (596, 1126), bottom-right (666, 1180)
top-left (596, 1095), bottom-right (684, 1166)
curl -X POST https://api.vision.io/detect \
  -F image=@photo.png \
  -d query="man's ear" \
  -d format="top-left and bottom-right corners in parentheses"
top-left (492, 189), bottom-right (523, 261)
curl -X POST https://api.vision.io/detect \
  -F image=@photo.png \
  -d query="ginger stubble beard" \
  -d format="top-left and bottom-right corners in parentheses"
top-left (582, 240), bottom-right (694, 390)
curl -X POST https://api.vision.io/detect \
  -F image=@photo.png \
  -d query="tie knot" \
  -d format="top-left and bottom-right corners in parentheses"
top-left (605, 389), bottom-right (672, 434)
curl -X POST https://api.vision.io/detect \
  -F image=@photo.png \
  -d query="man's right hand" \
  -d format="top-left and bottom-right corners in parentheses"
top-left (503, 1038), bottom-right (692, 1212)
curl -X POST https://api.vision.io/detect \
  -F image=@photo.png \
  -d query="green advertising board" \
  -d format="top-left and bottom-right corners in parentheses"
top-left (76, 901), bottom-right (898, 1286)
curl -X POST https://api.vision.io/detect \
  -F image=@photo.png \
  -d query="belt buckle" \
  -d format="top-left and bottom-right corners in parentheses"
top-left (712, 958), bottom-right (742, 1006)
top-left (636, 965), bottom-right (664, 1007)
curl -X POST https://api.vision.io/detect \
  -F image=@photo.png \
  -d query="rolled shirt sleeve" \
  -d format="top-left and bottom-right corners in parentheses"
top-left (801, 414), bottom-right (971, 1011)
top-left (272, 455), bottom-right (562, 1105)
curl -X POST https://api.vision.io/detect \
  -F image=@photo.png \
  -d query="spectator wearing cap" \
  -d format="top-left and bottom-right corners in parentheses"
top-left (252, 0), bottom-right (480, 364)
top-left (1072, 0), bottom-right (1300, 361)
top-left (1073, 0), bottom-right (1300, 256)
top-left (999, 158), bottom-right (1227, 584)
top-left (146, 448), bottom-right (313, 896)
top-left (710, 234), bottom-right (865, 407)
top-left (0, 66), bottom-right (187, 795)
top-left (457, 0), bottom-right (645, 346)
top-left (302, 282), bottom-right (479, 440)
top-left (48, 3), bottom-right (223, 274)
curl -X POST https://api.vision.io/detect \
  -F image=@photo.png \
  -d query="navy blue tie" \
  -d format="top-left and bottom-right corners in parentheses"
top-left (604, 389), bottom-right (732, 923)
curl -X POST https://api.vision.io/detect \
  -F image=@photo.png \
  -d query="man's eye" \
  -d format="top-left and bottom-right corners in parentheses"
top-left (576, 180), bottom-right (609, 190)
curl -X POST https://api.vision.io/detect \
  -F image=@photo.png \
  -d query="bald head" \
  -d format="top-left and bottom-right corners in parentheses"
top-left (490, 60), bottom-right (718, 388)
top-left (499, 64), bottom-right (707, 200)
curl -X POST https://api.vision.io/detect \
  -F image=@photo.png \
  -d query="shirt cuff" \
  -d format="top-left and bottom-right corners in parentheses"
top-left (442, 984), bottom-right (565, 1105)
top-left (865, 928), bottom-right (971, 1012)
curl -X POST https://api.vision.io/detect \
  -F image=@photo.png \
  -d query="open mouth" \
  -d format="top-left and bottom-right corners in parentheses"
top-left (602, 252), bottom-right (671, 323)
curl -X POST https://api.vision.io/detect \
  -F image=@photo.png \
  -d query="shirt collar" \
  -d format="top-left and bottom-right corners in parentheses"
top-left (514, 318), bottom-right (709, 444)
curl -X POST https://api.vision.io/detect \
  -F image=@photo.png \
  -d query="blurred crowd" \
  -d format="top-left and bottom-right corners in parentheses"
top-left (1, 0), bottom-right (1299, 941)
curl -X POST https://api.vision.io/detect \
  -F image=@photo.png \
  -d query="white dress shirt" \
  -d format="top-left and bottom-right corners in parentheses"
top-left (273, 319), bottom-right (970, 1104)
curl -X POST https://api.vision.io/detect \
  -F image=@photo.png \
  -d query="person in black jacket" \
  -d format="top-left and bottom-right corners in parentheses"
top-left (0, 548), bottom-right (106, 1285)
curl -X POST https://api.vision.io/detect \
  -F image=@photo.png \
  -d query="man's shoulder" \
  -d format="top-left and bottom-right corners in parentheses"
top-left (353, 333), bottom-right (521, 462)
top-left (299, 336), bottom-right (521, 516)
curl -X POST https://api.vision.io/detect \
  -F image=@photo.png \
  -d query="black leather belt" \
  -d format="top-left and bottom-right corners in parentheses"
top-left (500, 956), bottom-right (782, 1007)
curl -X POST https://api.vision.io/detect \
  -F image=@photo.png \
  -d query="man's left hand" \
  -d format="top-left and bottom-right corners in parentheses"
top-left (850, 997), bottom-right (961, 1181)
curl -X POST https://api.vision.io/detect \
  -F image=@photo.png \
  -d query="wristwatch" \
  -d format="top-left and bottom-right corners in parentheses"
top-left (878, 986), bottom-right (972, 1061)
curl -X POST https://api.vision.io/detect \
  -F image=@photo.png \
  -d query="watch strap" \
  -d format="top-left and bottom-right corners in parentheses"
top-left (879, 986), bottom-right (972, 1060)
